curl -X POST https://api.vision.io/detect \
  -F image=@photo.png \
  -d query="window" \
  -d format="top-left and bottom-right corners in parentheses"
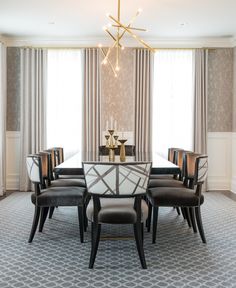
top-left (152, 50), bottom-right (194, 158)
top-left (47, 49), bottom-right (82, 159)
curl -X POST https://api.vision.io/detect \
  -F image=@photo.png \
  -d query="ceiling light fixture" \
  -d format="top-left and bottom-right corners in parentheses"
top-left (98, 0), bottom-right (155, 77)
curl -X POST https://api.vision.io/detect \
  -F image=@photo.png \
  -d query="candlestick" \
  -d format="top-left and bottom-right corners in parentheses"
top-left (105, 129), bottom-right (118, 161)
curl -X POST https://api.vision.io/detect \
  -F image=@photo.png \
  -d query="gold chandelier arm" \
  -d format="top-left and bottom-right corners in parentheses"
top-left (100, 47), bottom-right (118, 77)
top-left (108, 15), bottom-right (155, 52)
top-left (112, 25), bottom-right (147, 32)
top-left (116, 0), bottom-right (121, 70)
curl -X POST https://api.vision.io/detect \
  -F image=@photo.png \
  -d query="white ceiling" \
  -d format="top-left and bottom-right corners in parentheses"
top-left (0, 0), bottom-right (236, 43)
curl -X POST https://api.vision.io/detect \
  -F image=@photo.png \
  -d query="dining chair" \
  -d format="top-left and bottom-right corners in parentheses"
top-left (40, 151), bottom-right (87, 228)
top-left (26, 154), bottom-right (87, 243)
top-left (83, 161), bottom-right (151, 269)
top-left (52, 147), bottom-right (85, 180)
top-left (147, 153), bottom-right (208, 244)
top-left (149, 148), bottom-right (187, 188)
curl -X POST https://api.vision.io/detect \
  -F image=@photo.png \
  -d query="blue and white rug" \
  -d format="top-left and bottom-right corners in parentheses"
top-left (0, 192), bottom-right (236, 288)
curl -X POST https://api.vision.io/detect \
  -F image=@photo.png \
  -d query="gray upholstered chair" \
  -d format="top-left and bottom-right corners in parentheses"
top-left (83, 161), bottom-right (151, 269)
top-left (149, 148), bottom-right (187, 188)
top-left (147, 153), bottom-right (208, 244)
top-left (52, 147), bottom-right (85, 180)
top-left (43, 150), bottom-right (87, 221)
top-left (26, 154), bottom-right (86, 243)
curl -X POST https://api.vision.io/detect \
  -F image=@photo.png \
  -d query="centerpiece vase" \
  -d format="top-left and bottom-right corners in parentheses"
top-left (119, 139), bottom-right (127, 162)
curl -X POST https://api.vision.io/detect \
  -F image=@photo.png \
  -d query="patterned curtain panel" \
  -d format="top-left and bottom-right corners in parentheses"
top-left (19, 48), bottom-right (47, 191)
top-left (134, 49), bottom-right (153, 153)
top-left (82, 48), bottom-right (101, 158)
top-left (0, 43), bottom-right (6, 196)
top-left (194, 49), bottom-right (208, 154)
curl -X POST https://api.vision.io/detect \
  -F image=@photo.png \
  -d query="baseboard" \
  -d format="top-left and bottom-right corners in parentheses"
top-left (231, 177), bottom-right (236, 194)
top-left (207, 179), bottom-right (231, 191)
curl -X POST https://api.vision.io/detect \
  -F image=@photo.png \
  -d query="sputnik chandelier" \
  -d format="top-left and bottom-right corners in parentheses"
top-left (98, 0), bottom-right (155, 77)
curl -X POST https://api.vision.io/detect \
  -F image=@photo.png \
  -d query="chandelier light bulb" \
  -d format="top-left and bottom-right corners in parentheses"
top-left (103, 26), bottom-right (107, 31)
top-left (106, 13), bottom-right (110, 18)
top-left (103, 59), bottom-right (108, 65)
top-left (115, 66), bottom-right (120, 71)
top-left (138, 8), bottom-right (143, 13)
top-left (121, 46), bottom-right (125, 50)
top-left (98, 43), bottom-right (102, 48)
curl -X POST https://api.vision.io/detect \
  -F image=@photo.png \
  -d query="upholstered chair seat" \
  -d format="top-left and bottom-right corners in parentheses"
top-left (86, 198), bottom-right (148, 224)
top-left (148, 178), bottom-right (185, 188)
top-left (49, 178), bottom-right (86, 188)
top-left (148, 187), bottom-right (204, 207)
top-left (31, 186), bottom-right (86, 207)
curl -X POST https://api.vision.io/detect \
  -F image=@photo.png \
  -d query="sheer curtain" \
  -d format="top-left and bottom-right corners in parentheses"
top-left (20, 48), bottom-right (47, 191)
top-left (134, 49), bottom-right (153, 153)
top-left (152, 50), bottom-right (194, 158)
top-left (194, 49), bottom-right (208, 154)
top-left (82, 48), bottom-right (101, 158)
top-left (0, 43), bottom-right (6, 196)
top-left (47, 49), bottom-right (82, 160)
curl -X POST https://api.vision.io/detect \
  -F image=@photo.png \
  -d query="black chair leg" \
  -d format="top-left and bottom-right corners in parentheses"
top-left (48, 207), bottom-right (55, 219)
top-left (89, 222), bottom-right (101, 268)
top-left (147, 201), bottom-right (152, 232)
top-left (181, 207), bottom-right (186, 219)
top-left (184, 208), bottom-right (192, 228)
top-left (189, 207), bottom-right (197, 233)
top-left (176, 207), bottom-right (181, 215)
top-left (28, 206), bottom-right (40, 243)
top-left (195, 206), bottom-right (206, 243)
top-left (152, 206), bottom-right (159, 244)
top-left (77, 206), bottom-right (84, 243)
top-left (39, 207), bottom-right (49, 232)
top-left (133, 222), bottom-right (147, 269)
top-left (83, 203), bottom-right (88, 232)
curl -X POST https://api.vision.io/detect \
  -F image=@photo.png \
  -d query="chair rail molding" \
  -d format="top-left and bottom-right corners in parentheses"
top-left (6, 131), bottom-right (20, 190)
top-left (207, 132), bottom-right (232, 191)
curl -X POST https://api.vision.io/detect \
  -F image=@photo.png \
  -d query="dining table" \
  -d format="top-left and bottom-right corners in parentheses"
top-left (54, 152), bottom-right (180, 176)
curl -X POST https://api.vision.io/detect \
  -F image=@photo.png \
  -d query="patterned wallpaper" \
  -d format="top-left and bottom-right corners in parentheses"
top-left (101, 48), bottom-right (135, 135)
top-left (7, 47), bottom-right (21, 131)
top-left (233, 47), bottom-right (236, 132)
top-left (6, 47), bottom-right (235, 133)
top-left (207, 48), bottom-right (233, 132)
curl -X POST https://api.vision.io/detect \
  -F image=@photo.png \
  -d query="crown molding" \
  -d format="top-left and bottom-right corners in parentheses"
top-left (4, 35), bottom-right (236, 48)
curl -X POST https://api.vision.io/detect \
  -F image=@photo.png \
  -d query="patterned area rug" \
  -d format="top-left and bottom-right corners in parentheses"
top-left (0, 192), bottom-right (236, 288)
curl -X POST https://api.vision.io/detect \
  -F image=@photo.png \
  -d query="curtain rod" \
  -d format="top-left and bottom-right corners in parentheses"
top-left (19, 46), bottom-right (218, 50)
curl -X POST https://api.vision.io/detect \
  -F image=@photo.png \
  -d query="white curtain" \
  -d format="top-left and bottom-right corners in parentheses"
top-left (19, 48), bottom-right (47, 191)
top-left (47, 49), bottom-right (82, 160)
top-left (82, 48), bottom-right (101, 158)
top-left (153, 50), bottom-right (194, 158)
top-left (134, 49), bottom-right (153, 153)
top-left (0, 43), bottom-right (6, 196)
top-left (194, 49), bottom-right (208, 154)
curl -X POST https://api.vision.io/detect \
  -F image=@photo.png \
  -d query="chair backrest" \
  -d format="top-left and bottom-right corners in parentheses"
top-left (54, 147), bottom-right (64, 165)
top-left (185, 153), bottom-right (208, 186)
top-left (83, 162), bottom-right (152, 196)
top-left (26, 155), bottom-right (42, 184)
